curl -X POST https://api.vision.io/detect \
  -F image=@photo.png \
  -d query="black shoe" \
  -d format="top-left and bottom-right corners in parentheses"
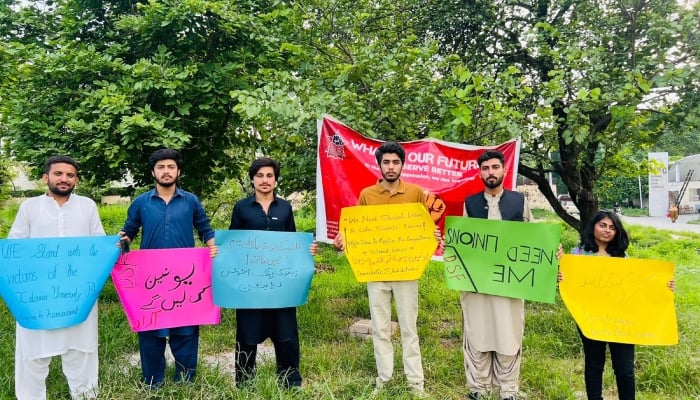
top-left (468, 393), bottom-right (482, 400)
top-left (502, 397), bottom-right (516, 400)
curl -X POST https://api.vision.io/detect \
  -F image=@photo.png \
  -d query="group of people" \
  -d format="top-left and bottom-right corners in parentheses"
top-left (333, 143), bottom-right (673, 400)
top-left (7, 144), bottom-right (673, 400)
top-left (8, 150), bottom-right (312, 399)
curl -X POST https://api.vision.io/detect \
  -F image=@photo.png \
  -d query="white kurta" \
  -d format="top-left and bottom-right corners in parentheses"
top-left (461, 191), bottom-right (533, 355)
top-left (8, 193), bottom-right (105, 360)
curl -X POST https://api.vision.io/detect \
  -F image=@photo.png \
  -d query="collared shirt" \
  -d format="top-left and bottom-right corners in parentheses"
top-left (228, 194), bottom-right (297, 343)
top-left (229, 195), bottom-right (295, 232)
top-left (8, 193), bottom-right (104, 359)
top-left (122, 188), bottom-right (214, 249)
top-left (358, 179), bottom-right (427, 207)
top-left (121, 187), bottom-right (214, 337)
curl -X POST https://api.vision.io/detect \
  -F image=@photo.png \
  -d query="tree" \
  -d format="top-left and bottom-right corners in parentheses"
top-left (408, 0), bottom-right (700, 232)
top-left (0, 0), bottom-right (284, 196)
top-left (228, 0), bottom-right (459, 195)
top-left (230, 0), bottom-right (699, 233)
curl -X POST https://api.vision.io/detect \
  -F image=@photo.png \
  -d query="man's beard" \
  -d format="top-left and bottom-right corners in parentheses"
top-left (382, 171), bottom-right (400, 183)
top-left (482, 175), bottom-right (503, 189)
top-left (155, 176), bottom-right (178, 187)
top-left (48, 182), bottom-right (74, 197)
top-left (383, 175), bottom-right (399, 183)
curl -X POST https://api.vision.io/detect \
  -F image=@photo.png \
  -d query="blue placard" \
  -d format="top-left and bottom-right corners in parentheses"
top-left (0, 236), bottom-right (120, 329)
top-left (213, 230), bottom-right (314, 308)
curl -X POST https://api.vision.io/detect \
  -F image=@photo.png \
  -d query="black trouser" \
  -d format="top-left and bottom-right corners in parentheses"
top-left (579, 329), bottom-right (635, 400)
top-left (235, 338), bottom-right (302, 388)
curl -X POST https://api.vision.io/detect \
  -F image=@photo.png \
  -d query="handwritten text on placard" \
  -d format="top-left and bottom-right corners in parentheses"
top-left (0, 236), bottom-right (120, 329)
top-left (340, 203), bottom-right (437, 282)
top-left (213, 230), bottom-right (314, 308)
top-left (443, 217), bottom-right (560, 303)
top-left (111, 248), bottom-right (220, 332)
top-left (559, 254), bottom-right (677, 345)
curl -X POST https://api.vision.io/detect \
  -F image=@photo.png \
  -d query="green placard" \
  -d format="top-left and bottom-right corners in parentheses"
top-left (443, 216), bottom-right (561, 303)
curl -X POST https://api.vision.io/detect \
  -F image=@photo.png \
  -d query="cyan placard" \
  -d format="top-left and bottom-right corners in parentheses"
top-left (213, 230), bottom-right (315, 308)
top-left (443, 217), bottom-right (560, 303)
top-left (0, 236), bottom-right (120, 329)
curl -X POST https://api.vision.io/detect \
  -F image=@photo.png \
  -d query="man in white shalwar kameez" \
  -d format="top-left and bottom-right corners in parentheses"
top-left (461, 150), bottom-right (533, 400)
top-left (8, 156), bottom-right (104, 400)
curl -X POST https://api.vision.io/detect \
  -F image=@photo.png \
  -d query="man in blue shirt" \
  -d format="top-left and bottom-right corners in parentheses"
top-left (119, 148), bottom-right (217, 388)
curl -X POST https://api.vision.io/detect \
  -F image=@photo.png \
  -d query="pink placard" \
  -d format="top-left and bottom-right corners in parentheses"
top-left (111, 248), bottom-right (221, 332)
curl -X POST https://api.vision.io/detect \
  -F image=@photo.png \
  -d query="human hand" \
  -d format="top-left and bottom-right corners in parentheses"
top-left (333, 233), bottom-right (345, 252)
top-left (557, 271), bottom-right (563, 283)
top-left (556, 243), bottom-right (563, 260)
top-left (209, 244), bottom-right (219, 258)
top-left (434, 226), bottom-right (445, 253)
top-left (309, 241), bottom-right (318, 256)
top-left (117, 231), bottom-right (130, 252)
top-left (668, 279), bottom-right (675, 292)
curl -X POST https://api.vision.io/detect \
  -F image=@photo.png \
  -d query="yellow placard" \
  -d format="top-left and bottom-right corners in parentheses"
top-left (339, 203), bottom-right (437, 282)
top-left (559, 254), bottom-right (677, 345)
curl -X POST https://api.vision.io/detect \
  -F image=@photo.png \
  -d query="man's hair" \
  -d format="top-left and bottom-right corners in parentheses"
top-left (249, 157), bottom-right (280, 181)
top-left (148, 148), bottom-right (183, 170)
top-left (44, 156), bottom-right (79, 175)
top-left (477, 150), bottom-right (505, 167)
top-left (580, 210), bottom-right (629, 257)
top-left (374, 141), bottom-right (406, 165)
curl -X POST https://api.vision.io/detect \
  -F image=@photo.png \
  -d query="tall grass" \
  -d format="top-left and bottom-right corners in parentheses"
top-left (0, 205), bottom-right (698, 399)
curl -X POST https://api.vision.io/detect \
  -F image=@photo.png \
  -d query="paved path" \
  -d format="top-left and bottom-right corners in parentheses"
top-left (621, 213), bottom-right (700, 234)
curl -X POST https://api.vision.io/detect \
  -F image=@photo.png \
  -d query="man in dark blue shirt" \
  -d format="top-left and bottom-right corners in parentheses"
top-left (229, 157), bottom-right (316, 389)
top-left (119, 148), bottom-right (217, 388)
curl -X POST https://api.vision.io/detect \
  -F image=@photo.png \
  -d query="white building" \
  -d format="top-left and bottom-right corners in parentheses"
top-left (668, 154), bottom-right (700, 214)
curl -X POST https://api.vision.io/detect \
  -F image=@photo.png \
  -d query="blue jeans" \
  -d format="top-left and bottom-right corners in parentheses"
top-left (138, 327), bottom-right (199, 386)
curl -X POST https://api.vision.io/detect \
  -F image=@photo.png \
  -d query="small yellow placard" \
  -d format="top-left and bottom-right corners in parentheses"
top-left (339, 203), bottom-right (437, 282)
top-left (559, 254), bottom-right (677, 345)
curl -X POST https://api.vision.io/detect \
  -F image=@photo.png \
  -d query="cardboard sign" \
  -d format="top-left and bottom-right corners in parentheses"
top-left (443, 217), bottom-right (560, 303)
top-left (0, 236), bottom-right (120, 329)
top-left (112, 248), bottom-right (221, 332)
top-left (559, 254), bottom-right (677, 345)
top-left (213, 230), bottom-right (315, 308)
top-left (340, 203), bottom-right (437, 282)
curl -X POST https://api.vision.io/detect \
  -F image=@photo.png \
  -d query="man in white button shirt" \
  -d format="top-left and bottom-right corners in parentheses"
top-left (8, 156), bottom-right (105, 400)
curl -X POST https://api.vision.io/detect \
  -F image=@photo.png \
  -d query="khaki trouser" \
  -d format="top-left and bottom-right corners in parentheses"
top-left (367, 280), bottom-right (424, 389)
top-left (463, 338), bottom-right (521, 398)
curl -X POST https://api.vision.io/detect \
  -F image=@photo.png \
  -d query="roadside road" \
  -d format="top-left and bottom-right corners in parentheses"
top-left (621, 213), bottom-right (700, 234)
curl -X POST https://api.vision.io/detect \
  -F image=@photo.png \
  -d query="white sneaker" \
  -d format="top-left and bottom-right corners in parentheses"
top-left (408, 383), bottom-right (428, 398)
top-left (372, 378), bottom-right (387, 396)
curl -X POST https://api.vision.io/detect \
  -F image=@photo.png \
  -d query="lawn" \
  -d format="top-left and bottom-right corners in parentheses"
top-left (0, 204), bottom-right (698, 399)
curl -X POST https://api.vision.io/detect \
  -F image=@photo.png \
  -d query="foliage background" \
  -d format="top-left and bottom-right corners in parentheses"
top-left (1, 0), bottom-right (698, 233)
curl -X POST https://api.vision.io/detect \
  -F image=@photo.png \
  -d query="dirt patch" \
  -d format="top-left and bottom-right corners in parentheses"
top-left (124, 341), bottom-right (277, 377)
top-left (315, 263), bottom-right (336, 273)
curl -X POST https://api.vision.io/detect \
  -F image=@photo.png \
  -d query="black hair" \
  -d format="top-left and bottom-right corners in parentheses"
top-left (148, 148), bottom-right (183, 171)
top-left (44, 156), bottom-right (79, 175)
top-left (580, 210), bottom-right (629, 257)
top-left (477, 150), bottom-right (505, 167)
top-left (248, 157), bottom-right (280, 181)
top-left (374, 141), bottom-right (406, 165)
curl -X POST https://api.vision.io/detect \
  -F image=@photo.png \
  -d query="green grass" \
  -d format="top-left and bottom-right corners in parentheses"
top-left (1, 205), bottom-right (699, 399)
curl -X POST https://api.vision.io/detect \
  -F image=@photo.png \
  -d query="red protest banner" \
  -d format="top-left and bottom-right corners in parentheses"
top-left (316, 115), bottom-right (520, 242)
